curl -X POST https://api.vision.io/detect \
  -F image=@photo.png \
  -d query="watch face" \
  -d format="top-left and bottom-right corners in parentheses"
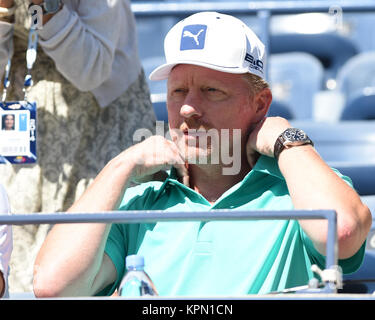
top-left (45, 0), bottom-right (60, 13)
top-left (283, 128), bottom-right (307, 142)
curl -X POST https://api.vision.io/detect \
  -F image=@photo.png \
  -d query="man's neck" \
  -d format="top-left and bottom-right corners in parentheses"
top-left (188, 161), bottom-right (251, 204)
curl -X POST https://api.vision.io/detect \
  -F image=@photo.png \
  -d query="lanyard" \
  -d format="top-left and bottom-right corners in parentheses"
top-left (1, 38), bottom-right (12, 103)
top-left (1, 27), bottom-right (38, 103)
top-left (23, 28), bottom-right (38, 100)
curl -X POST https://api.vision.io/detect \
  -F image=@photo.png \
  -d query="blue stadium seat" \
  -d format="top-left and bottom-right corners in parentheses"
top-left (340, 91), bottom-right (375, 120)
top-left (362, 195), bottom-right (375, 217)
top-left (291, 120), bottom-right (375, 165)
top-left (336, 51), bottom-right (375, 102)
top-left (342, 196), bottom-right (375, 294)
top-left (269, 53), bottom-right (324, 120)
top-left (135, 16), bottom-right (177, 61)
top-left (268, 100), bottom-right (294, 119)
top-left (337, 52), bottom-right (375, 120)
top-left (341, 250), bottom-right (375, 294)
top-left (141, 56), bottom-right (167, 96)
top-left (291, 120), bottom-right (375, 198)
top-left (141, 56), bottom-right (168, 122)
top-left (270, 32), bottom-right (359, 85)
top-left (334, 164), bottom-right (375, 196)
top-left (152, 100), bottom-right (168, 122)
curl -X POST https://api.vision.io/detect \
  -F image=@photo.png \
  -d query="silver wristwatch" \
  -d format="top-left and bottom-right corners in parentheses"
top-left (29, 0), bottom-right (62, 15)
top-left (274, 128), bottom-right (313, 160)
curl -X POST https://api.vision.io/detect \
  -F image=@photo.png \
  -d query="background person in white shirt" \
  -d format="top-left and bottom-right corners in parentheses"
top-left (0, 184), bottom-right (12, 298)
top-left (0, 0), bottom-right (156, 292)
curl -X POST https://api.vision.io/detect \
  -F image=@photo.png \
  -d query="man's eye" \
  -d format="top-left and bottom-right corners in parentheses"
top-left (169, 88), bottom-right (187, 100)
top-left (173, 88), bottom-right (186, 94)
top-left (205, 87), bottom-right (226, 98)
top-left (207, 87), bottom-right (218, 92)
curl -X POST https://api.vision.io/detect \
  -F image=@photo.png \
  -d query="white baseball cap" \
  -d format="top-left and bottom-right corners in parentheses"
top-left (149, 11), bottom-right (266, 81)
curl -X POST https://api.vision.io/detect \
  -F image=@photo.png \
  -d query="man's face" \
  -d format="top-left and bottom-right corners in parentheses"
top-left (167, 64), bottom-right (260, 168)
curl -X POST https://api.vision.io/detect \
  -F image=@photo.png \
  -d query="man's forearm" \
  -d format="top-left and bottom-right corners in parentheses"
top-left (278, 144), bottom-right (372, 259)
top-left (68, 150), bottom-right (136, 213)
top-left (33, 152), bottom-right (136, 297)
top-left (33, 223), bottom-right (114, 297)
top-left (34, 136), bottom-right (188, 297)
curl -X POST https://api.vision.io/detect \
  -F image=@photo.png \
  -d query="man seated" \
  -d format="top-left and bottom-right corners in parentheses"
top-left (33, 12), bottom-right (371, 297)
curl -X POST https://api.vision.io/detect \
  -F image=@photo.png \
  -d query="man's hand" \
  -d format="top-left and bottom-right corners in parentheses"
top-left (0, 0), bottom-right (14, 8)
top-left (0, 271), bottom-right (5, 297)
top-left (68, 135), bottom-right (189, 213)
top-left (126, 135), bottom-right (189, 186)
top-left (245, 116), bottom-right (291, 167)
top-left (0, 0), bottom-right (14, 22)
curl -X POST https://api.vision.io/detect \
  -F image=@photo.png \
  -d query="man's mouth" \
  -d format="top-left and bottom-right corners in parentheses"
top-left (184, 130), bottom-right (208, 137)
top-left (181, 125), bottom-right (210, 136)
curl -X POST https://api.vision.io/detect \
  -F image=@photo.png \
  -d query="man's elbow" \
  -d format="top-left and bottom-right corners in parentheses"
top-left (337, 203), bottom-right (372, 259)
top-left (33, 264), bottom-right (66, 298)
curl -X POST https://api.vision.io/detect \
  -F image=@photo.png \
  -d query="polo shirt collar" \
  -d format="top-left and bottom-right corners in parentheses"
top-left (153, 155), bottom-right (283, 207)
top-left (247, 155), bottom-right (284, 180)
top-left (166, 155), bottom-right (283, 189)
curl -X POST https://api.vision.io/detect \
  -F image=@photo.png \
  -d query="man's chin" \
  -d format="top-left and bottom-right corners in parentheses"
top-left (182, 149), bottom-right (214, 166)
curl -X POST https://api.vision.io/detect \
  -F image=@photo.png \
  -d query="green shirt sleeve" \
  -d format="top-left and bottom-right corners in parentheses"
top-left (95, 223), bottom-right (127, 296)
top-left (96, 182), bottom-right (161, 296)
top-left (301, 229), bottom-right (366, 274)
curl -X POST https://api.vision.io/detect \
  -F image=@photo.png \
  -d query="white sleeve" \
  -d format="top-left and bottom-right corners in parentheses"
top-left (37, 0), bottom-right (126, 91)
top-left (0, 21), bottom-right (13, 80)
top-left (0, 184), bottom-right (12, 298)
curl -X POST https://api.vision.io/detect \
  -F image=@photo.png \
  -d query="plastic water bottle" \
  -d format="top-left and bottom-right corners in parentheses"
top-left (118, 255), bottom-right (158, 297)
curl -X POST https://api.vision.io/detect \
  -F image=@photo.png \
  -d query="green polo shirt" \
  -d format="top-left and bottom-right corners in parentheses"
top-left (100, 156), bottom-right (365, 296)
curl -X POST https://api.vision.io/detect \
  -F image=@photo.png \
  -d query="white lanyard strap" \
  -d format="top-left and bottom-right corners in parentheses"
top-left (23, 28), bottom-right (38, 101)
top-left (1, 25), bottom-right (38, 103)
top-left (1, 36), bottom-right (13, 103)
top-left (1, 57), bottom-right (12, 103)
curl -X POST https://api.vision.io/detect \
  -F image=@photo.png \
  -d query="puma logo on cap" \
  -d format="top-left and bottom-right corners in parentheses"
top-left (180, 25), bottom-right (207, 50)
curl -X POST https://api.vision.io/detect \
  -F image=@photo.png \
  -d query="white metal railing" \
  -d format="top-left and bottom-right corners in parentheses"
top-left (1, 209), bottom-right (340, 295)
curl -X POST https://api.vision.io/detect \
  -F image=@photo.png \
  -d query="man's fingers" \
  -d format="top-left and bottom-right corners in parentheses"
top-left (174, 162), bottom-right (189, 187)
top-left (246, 149), bottom-right (260, 168)
top-left (131, 136), bottom-right (188, 184)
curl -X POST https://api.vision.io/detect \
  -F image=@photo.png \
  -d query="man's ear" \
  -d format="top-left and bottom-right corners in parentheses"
top-left (253, 88), bottom-right (272, 122)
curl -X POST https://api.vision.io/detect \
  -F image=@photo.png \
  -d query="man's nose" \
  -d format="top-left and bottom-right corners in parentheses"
top-left (180, 93), bottom-right (203, 119)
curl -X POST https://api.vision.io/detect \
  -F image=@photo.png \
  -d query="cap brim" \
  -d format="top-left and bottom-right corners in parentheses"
top-left (149, 63), bottom-right (177, 81)
top-left (149, 60), bottom-right (250, 81)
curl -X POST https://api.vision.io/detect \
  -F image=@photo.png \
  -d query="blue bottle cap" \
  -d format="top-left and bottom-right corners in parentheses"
top-left (126, 254), bottom-right (145, 268)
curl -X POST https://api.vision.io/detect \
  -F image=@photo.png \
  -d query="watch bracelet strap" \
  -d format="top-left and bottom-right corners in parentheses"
top-left (28, 1), bottom-right (63, 15)
top-left (273, 135), bottom-right (285, 161)
top-left (273, 131), bottom-right (314, 161)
